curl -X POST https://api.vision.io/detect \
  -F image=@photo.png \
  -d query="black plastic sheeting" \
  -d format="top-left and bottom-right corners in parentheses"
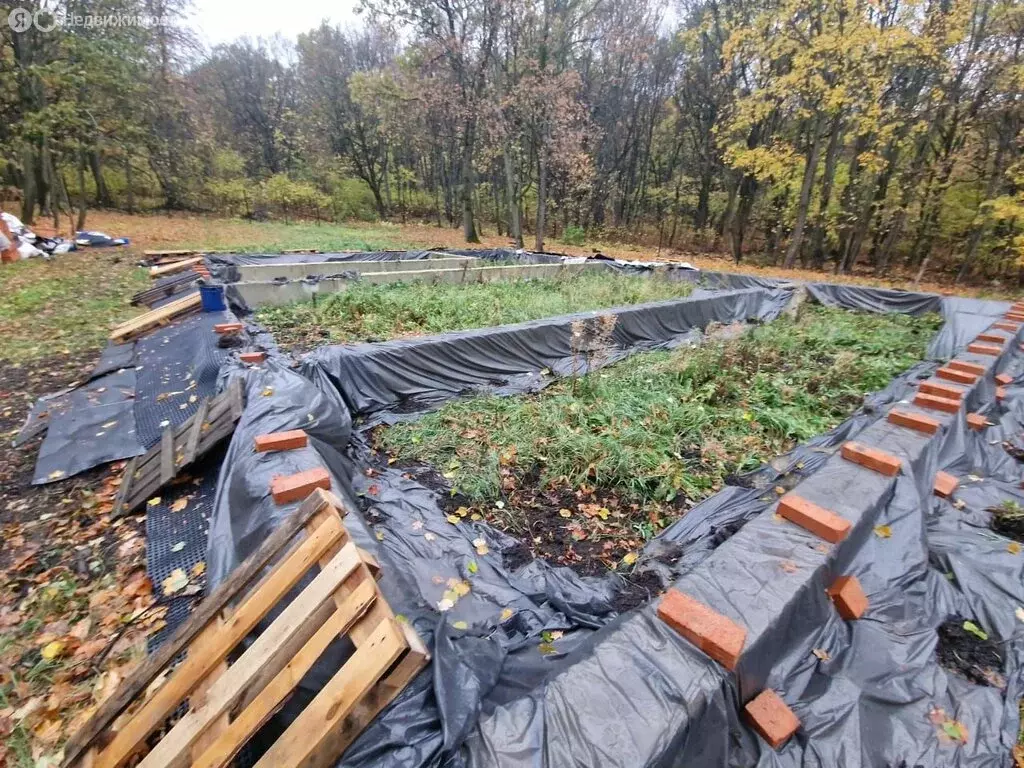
top-left (21, 308), bottom-right (237, 483)
top-left (300, 286), bottom-right (791, 422)
top-left (187, 277), bottom-right (1023, 766)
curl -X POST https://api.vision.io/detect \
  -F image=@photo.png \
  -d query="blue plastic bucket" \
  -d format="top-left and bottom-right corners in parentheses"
top-left (199, 283), bottom-right (227, 312)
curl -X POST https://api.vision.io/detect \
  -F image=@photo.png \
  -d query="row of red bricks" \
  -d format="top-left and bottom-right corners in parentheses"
top-left (212, 319), bottom-right (321, 502)
top-left (656, 309), bottom-right (1022, 750)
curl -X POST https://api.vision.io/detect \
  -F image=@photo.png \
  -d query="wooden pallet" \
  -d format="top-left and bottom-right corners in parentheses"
top-left (110, 292), bottom-right (203, 344)
top-left (63, 489), bottom-right (428, 768)
top-left (112, 379), bottom-right (244, 518)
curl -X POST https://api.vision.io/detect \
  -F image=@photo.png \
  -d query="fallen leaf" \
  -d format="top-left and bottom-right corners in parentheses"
top-left (467, 559), bottom-right (479, 575)
top-left (191, 561), bottom-right (206, 577)
top-left (171, 541), bottom-right (185, 552)
top-left (622, 552), bottom-right (637, 566)
top-left (40, 641), bottom-right (65, 661)
top-left (473, 537), bottom-right (489, 555)
top-left (812, 648), bottom-right (830, 661)
top-left (500, 608), bottom-right (514, 621)
top-left (437, 598), bottom-right (455, 612)
top-left (446, 514), bottom-right (460, 525)
top-left (873, 524), bottom-right (892, 539)
top-left (261, 387), bottom-right (274, 397)
top-left (963, 620), bottom-right (988, 641)
top-left (558, 508), bottom-right (572, 518)
top-left (452, 620), bottom-right (468, 630)
top-left (147, 497), bottom-right (162, 507)
top-left (170, 498), bottom-right (188, 513)
top-left (161, 568), bottom-right (188, 596)
top-left (1008, 541), bottom-right (1021, 555)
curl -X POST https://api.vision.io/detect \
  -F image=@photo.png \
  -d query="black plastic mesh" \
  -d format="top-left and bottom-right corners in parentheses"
top-left (133, 311), bottom-right (235, 450)
top-left (146, 447), bottom-right (223, 649)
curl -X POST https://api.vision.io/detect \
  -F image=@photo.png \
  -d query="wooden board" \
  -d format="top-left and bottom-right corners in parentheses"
top-left (63, 489), bottom-right (428, 768)
top-left (109, 292), bottom-right (202, 344)
top-left (149, 257), bottom-right (203, 278)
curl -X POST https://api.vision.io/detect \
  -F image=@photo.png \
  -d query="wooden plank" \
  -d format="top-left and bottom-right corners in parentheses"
top-left (110, 293), bottom-right (202, 344)
top-left (61, 490), bottom-right (345, 768)
top-left (182, 399), bottom-right (209, 467)
top-left (251, 618), bottom-right (407, 768)
top-left (149, 257), bottom-right (203, 278)
top-left (132, 543), bottom-right (365, 768)
top-left (191, 580), bottom-right (379, 768)
top-left (159, 427), bottom-right (174, 484)
top-left (145, 249), bottom-right (202, 259)
top-left (188, 616), bottom-right (229, 763)
top-left (111, 457), bottom-right (140, 518)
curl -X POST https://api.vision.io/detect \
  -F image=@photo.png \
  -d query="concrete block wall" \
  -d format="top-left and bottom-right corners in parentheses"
top-left (232, 261), bottom-right (613, 308)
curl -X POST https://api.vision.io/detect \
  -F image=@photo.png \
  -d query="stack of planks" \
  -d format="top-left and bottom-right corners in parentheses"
top-left (62, 488), bottom-right (429, 768)
top-left (109, 292), bottom-right (203, 344)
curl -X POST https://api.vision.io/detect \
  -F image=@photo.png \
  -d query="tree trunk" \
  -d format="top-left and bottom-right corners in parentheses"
top-left (809, 113), bottom-right (843, 268)
top-left (782, 114), bottom-right (825, 268)
top-left (89, 151), bottom-right (112, 207)
top-left (125, 152), bottom-right (135, 214)
top-left (76, 149), bottom-right (88, 230)
top-left (461, 120), bottom-right (479, 243)
top-left (730, 174), bottom-right (757, 264)
top-left (535, 141), bottom-right (548, 252)
top-left (503, 142), bottom-right (523, 247)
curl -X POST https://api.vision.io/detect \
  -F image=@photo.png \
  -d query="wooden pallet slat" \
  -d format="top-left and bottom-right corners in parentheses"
top-left (112, 381), bottom-right (244, 518)
top-left (110, 292), bottom-right (203, 344)
top-left (63, 489), bottom-right (427, 768)
top-left (149, 257), bottom-right (204, 278)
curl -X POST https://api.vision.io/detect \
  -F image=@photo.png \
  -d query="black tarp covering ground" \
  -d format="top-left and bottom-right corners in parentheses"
top-left (181, 276), bottom-right (1024, 767)
top-left (19, 308), bottom-right (236, 483)
top-left (20, 258), bottom-right (1011, 766)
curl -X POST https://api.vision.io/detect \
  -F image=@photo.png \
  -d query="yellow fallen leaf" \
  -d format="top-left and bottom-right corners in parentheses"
top-left (446, 514), bottom-right (460, 525)
top-left (622, 552), bottom-right (638, 565)
top-left (500, 607), bottom-right (514, 621)
top-left (261, 387), bottom-right (274, 397)
top-left (1008, 541), bottom-right (1021, 555)
top-left (191, 561), bottom-right (206, 577)
top-left (452, 620), bottom-right (468, 630)
top-left (147, 496), bottom-right (162, 507)
top-left (873, 525), bottom-right (892, 539)
top-left (559, 508), bottom-right (572, 518)
top-left (170, 497), bottom-right (188, 513)
top-left (40, 640), bottom-right (65, 661)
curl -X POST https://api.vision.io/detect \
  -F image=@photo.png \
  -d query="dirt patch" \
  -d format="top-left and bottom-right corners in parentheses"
top-left (936, 619), bottom-right (1006, 688)
top-left (988, 503), bottom-right (1024, 543)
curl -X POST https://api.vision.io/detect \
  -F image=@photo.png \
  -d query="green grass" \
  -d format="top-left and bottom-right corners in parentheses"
top-left (256, 272), bottom-right (695, 350)
top-left (378, 305), bottom-right (941, 507)
top-left (0, 251), bottom-right (149, 363)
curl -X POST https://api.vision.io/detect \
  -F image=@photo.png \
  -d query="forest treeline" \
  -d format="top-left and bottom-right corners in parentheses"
top-left (1, 0), bottom-right (1023, 281)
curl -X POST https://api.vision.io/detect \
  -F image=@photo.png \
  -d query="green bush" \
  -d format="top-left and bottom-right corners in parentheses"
top-left (562, 225), bottom-right (586, 246)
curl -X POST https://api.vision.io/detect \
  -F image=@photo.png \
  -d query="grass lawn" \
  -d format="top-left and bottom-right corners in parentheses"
top-left (376, 304), bottom-right (941, 572)
top-left (256, 272), bottom-right (695, 351)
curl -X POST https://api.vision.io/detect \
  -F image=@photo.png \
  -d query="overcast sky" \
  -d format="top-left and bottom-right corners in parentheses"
top-left (188, 0), bottom-right (362, 47)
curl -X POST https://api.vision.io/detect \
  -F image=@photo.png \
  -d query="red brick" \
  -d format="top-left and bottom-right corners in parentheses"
top-left (827, 575), bottom-right (868, 620)
top-left (841, 441), bottom-right (902, 476)
top-left (947, 360), bottom-right (986, 376)
top-left (976, 332), bottom-right (1008, 344)
top-left (933, 470), bottom-right (959, 499)
top-left (1006, 312), bottom-right (1024, 322)
top-left (968, 342), bottom-right (1002, 356)
top-left (993, 321), bottom-right (1020, 333)
top-left (918, 381), bottom-right (965, 401)
top-left (656, 589), bottom-right (747, 670)
top-left (997, 386), bottom-right (1008, 402)
top-left (936, 366), bottom-right (977, 385)
top-left (240, 351), bottom-right (266, 364)
top-left (214, 322), bottom-right (243, 335)
top-left (255, 429), bottom-right (308, 453)
top-left (913, 391), bottom-right (961, 414)
top-left (744, 689), bottom-right (800, 750)
top-left (995, 373), bottom-right (1013, 386)
top-left (778, 494), bottom-right (851, 544)
top-left (966, 412), bottom-right (989, 431)
top-left (270, 467), bottom-right (331, 504)
top-left (887, 409), bottom-right (941, 435)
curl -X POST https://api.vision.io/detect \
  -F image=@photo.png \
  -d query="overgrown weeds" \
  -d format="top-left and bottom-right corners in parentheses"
top-left (256, 272), bottom-right (694, 351)
top-left (376, 305), bottom-right (940, 570)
